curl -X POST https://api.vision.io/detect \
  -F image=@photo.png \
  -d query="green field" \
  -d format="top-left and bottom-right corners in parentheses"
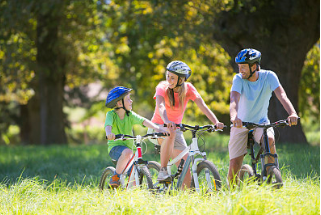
top-left (0, 134), bottom-right (319, 214)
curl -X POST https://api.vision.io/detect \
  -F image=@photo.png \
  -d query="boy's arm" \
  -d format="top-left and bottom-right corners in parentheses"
top-left (142, 119), bottom-right (168, 134)
top-left (274, 86), bottom-right (298, 126)
top-left (105, 125), bottom-right (115, 140)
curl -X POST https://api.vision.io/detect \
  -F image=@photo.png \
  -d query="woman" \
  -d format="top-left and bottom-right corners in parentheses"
top-left (148, 60), bottom-right (224, 188)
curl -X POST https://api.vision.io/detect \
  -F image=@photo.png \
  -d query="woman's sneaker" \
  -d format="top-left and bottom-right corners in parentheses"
top-left (157, 167), bottom-right (171, 182)
top-left (109, 174), bottom-right (120, 188)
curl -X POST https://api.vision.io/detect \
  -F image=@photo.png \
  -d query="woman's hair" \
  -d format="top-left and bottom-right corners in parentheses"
top-left (164, 77), bottom-right (187, 109)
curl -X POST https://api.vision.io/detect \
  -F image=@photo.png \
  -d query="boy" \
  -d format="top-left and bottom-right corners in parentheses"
top-left (105, 86), bottom-right (171, 188)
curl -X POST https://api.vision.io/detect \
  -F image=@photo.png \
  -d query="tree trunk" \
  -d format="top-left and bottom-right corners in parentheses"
top-left (213, 0), bottom-right (319, 143)
top-left (21, 4), bottom-right (67, 145)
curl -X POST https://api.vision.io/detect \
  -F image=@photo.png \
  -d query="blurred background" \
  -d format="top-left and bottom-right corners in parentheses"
top-left (0, 0), bottom-right (319, 146)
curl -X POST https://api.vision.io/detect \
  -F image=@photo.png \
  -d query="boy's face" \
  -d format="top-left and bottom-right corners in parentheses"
top-left (117, 94), bottom-right (132, 111)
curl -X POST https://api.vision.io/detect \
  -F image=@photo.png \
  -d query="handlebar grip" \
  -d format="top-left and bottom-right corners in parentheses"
top-left (115, 134), bottom-right (124, 139)
top-left (153, 132), bottom-right (169, 137)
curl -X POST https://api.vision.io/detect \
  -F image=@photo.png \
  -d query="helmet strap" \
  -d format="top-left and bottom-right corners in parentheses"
top-left (115, 99), bottom-right (130, 116)
top-left (247, 64), bottom-right (256, 80)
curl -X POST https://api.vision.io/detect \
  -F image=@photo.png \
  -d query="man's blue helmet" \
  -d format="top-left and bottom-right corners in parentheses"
top-left (105, 86), bottom-right (132, 108)
top-left (235, 48), bottom-right (261, 65)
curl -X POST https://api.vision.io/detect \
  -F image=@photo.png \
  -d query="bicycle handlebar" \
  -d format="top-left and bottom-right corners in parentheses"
top-left (232, 118), bottom-right (300, 130)
top-left (114, 133), bottom-right (168, 141)
top-left (163, 123), bottom-right (226, 132)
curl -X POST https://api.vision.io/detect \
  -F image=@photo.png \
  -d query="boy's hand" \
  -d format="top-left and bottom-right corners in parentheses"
top-left (107, 133), bottom-right (115, 140)
top-left (156, 127), bottom-right (169, 136)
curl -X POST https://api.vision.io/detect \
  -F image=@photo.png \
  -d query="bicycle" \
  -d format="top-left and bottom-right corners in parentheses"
top-left (148, 124), bottom-right (224, 194)
top-left (99, 132), bottom-right (167, 191)
top-left (236, 119), bottom-right (297, 189)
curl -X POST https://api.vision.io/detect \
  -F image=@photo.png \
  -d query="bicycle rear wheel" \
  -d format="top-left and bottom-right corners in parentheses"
top-left (191, 160), bottom-right (221, 193)
top-left (99, 166), bottom-right (115, 191)
top-left (138, 166), bottom-right (154, 189)
top-left (267, 166), bottom-right (283, 189)
top-left (238, 164), bottom-right (255, 186)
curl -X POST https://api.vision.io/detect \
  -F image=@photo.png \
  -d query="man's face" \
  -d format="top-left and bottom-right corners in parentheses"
top-left (238, 64), bottom-right (250, 79)
top-left (238, 64), bottom-right (257, 79)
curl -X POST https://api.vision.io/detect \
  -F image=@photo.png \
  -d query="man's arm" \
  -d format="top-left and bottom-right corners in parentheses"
top-left (274, 86), bottom-right (298, 126)
top-left (230, 91), bottom-right (242, 128)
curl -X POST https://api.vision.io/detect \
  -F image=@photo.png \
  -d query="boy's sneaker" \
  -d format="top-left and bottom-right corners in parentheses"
top-left (157, 167), bottom-right (171, 182)
top-left (109, 174), bottom-right (120, 188)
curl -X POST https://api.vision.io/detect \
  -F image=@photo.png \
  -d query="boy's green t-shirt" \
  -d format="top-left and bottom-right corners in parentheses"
top-left (104, 110), bottom-right (146, 154)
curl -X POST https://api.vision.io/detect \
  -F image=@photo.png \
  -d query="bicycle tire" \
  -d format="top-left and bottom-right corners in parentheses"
top-left (99, 166), bottom-right (116, 191)
top-left (238, 164), bottom-right (255, 186)
top-left (147, 161), bottom-right (170, 192)
top-left (267, 166), bottom-right (283, 189)
top-left (138, 166), bottom-right (154, 189)
top-left (191, 160), bottom-right (221, 193)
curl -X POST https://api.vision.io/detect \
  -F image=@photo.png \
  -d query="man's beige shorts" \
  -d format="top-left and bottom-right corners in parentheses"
top-left (228, 127), bottom-right (274, 160)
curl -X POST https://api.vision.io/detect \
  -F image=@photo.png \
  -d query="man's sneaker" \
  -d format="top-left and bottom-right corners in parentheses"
top-left (109, 174), bottom-right (120, 188)
top-left (157, 167), bottom-right (171, 182)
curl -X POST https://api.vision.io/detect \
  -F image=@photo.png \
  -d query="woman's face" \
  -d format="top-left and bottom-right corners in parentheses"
top-left (166, 71), bottom-right (179, 89)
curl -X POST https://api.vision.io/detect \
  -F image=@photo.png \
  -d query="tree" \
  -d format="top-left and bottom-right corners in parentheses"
top-left (213, 0), bottom-right (320, 143)
top-left (0, 0), bottom-right (114, 144)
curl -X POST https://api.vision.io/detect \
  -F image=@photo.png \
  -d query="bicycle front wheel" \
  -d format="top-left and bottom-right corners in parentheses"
top-left (238, 164), bottom-right (255, 186)
top-left (138, 166), bottom-right (154, 189)
top-left (99, 166), bottom-right (115, 191)
top-left (267, 166), bottom-right (283, 189)
top-left (191, 160), bottom-right (221, 193)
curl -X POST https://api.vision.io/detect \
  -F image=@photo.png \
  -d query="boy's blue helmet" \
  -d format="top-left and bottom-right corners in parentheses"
top-left (235, 48), bottom-right (261, 65)
top-left (105, 86), bottom-right (132, 108)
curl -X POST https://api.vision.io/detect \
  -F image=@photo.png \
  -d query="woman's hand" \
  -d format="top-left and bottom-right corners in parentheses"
top-left (215, 122), bottom-right (225, 130)
top-left (165, 122), bottom-right (176, 139)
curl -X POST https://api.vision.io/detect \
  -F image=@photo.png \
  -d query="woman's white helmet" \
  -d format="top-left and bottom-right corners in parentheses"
top-left (166, 61), bottom-right (191, 80)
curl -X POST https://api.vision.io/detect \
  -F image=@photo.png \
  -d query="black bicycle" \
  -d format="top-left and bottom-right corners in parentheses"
top-left (237, 119), bottom-right (297, 189)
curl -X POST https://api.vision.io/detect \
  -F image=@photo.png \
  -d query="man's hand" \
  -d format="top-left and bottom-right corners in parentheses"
top-left (287, 114), bottom-right (299, 127)
top-left (231, 117), bottom-right (243, 128)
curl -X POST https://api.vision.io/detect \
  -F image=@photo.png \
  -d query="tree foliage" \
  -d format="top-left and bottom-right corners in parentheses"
top-left (0, 0), bottom-right (319, 144)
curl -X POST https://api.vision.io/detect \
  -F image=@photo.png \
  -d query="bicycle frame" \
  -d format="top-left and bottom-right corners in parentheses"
top-left (162, 124), bottom-right (221, 192)
top-left (113, 133), bottom-right (165, 189)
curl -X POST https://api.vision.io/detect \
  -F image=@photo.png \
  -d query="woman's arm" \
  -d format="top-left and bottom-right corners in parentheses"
top-left (194, 97), bottom-right (224, 129)
top-left (155, 95), bottom-right (171, 124)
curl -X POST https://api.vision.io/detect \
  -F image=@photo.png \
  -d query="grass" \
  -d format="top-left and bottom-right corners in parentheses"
top-left (0, 134), bottom-right (319, 214)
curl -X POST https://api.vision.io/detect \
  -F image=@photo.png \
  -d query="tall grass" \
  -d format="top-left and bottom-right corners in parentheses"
top-left (0, 135), bottom-right (319, 214)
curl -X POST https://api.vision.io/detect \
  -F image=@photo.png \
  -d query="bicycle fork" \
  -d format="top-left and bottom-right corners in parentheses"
top-left (260, 129), bottom-right (279, 179)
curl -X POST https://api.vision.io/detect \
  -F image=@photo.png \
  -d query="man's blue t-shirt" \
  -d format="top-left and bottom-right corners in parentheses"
top-left (231, 69), bottom-right (280, 124)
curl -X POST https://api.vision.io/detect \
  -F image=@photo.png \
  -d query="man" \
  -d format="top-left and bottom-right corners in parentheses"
top-left (228, 48), bottom-right (299, 185)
